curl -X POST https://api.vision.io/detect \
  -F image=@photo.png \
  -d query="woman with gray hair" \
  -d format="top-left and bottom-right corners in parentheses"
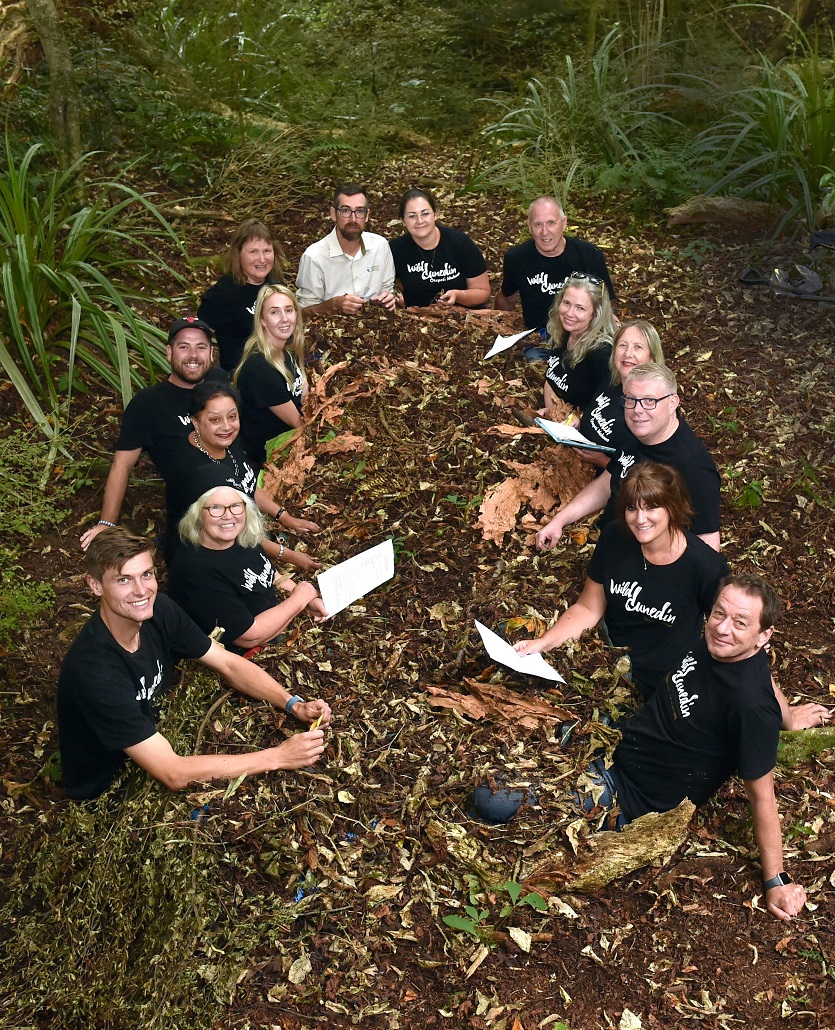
top-left (169, 485), bottom-right (326, 656)
top-left (543, 273), bottom-right (617, 414)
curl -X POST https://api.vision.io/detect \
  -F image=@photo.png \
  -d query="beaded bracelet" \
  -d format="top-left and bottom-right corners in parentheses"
top-left (97, 520), bottom-right (117, 528)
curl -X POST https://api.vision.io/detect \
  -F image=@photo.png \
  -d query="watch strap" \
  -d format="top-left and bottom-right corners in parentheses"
top-left (763, 871), bottom-right (792, 890)
top-left (285, 695), bottom-right (305, 717)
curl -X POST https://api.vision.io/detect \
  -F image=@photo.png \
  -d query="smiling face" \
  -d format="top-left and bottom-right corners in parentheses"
top-left (87, 551), bottom-right (157, 629)
top-left (331, 193), bottom-right (368, 244)
top-left (192, 394), bottom-right (240, 455)
top-left (528, 200), bottom-right (567, 258)
top-left (623, 376), bottom-right (680, 445)
top-left (614, 326), bottom-right (651, 383)
top-left (260, 292), bottom-right (297, 351)
top-left (167, 328), bottom-right (213, 387)
top-left (624, 499), bottom-right (671, 548)
top-left (705, 585), bottom-right (772, 662)
top-left (239, 236), bottom-right (275, 285)
top-left (558, 286), bottom-right (594, 338)
top-left (200, 486), bottom-right (246, 549)
top-left (402, 197), bottom-right (438, 247)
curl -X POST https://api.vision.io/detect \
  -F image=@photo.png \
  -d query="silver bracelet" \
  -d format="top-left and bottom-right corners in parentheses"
top-left (97, 519), bottom-right (117, 528)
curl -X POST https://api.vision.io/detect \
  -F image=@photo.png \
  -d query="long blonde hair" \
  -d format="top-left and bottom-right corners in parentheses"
top-left (609, 319), bottom-right (665, 385)
top-left (235, 284), bottom-right (308, 391)
top-left (546, 275), bottom-right (616, 368)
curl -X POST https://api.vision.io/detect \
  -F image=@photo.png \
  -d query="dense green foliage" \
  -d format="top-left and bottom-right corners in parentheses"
top-left (0, 139), bottom-right (187, 439)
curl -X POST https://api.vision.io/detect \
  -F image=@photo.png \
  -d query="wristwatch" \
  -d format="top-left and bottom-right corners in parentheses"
top-left (763, 871), bottom-right (793, 890)
top-left (285, 695), bottom-right (305, 717)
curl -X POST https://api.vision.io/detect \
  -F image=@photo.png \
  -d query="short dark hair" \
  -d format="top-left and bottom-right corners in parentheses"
top-left (85, 527), bottom-right (154, 582)
top-left (616, 461), bottom-right (693, 537)
top-left (187, 380), bottom-right (241, 418)
top-left (224, 218), bottom-right (286, 286)
top-left (332, 184), bottom-right (366, 209)
top-left (398, 187), bottom-right (438, 219)
top-left (715, 573), bottom-right (781, 631)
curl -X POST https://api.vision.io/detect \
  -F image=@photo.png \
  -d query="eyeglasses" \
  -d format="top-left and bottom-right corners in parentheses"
top-left (336, 205), bottom-right (369, 218)
top-left (204, 502), bottom-right (246, 518)
top-left (405, 209), bottom-right (434, 220)
top-left (570, 271), bottom-right (602, 285)
top-left (621, 393), bottom-right (675, 410)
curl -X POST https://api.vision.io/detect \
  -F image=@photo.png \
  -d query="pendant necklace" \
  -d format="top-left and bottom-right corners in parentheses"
top-left (193, 428), bottom-right (240, 479)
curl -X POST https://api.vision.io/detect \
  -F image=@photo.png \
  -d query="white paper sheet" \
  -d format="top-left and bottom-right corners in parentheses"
top-left (474, 620), bottom-right (565, 682)
top-left (535, 417), bottom-right (616, 454)
top-left (484, 328), bottom-right (535, 360)
top-left (317, 539), bottom-right (395, 618)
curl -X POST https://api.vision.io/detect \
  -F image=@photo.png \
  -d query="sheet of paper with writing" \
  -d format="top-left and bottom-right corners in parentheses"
top-left (317, 539), bottom-right (395, 618)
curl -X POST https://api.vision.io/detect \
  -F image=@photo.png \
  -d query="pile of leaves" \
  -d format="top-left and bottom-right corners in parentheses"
top-left (2, 183), bottom-right (835, 1028)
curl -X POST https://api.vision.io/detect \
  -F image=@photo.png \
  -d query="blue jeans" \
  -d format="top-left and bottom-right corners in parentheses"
top-left (574, 757), bottom-right (628, 830)
top-left (523, 327), bottom-right (553, 362)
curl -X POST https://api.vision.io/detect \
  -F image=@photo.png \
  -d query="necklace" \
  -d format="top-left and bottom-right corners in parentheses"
top-left (192, 428), bottom-right (240, 479)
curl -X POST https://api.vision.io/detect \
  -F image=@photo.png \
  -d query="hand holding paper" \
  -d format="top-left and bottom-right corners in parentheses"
top-left (475, 620), bottom-right (565, 682)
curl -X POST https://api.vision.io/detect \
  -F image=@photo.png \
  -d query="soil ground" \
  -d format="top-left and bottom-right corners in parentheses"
top-left (1, 157), bottom-right (834, 1029)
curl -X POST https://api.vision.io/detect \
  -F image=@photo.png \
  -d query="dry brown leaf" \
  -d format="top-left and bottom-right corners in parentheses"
top-left (425, 678), bottom-right (572, 728)
top-left (487, 424), bottom-right (546, 437)
top-left (317, 433), bottom-right (367, 455)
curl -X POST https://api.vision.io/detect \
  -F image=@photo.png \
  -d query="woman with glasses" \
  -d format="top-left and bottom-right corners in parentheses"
top-left (543, 273), bottom-right (617, 414)
top-left (577, 320), bottom-right (666, 467)
top-left (197, 218), bottom-right (285, 372)
top-left (169, 486), bottom-right (326, 656)
top-left (163, 381), bottom-right (320, 569)
top-left (235, 285), bottom-right (308, 468)
top-left (389, 188), bottom-right (490, 309)
top-left (516, 462), bottom-right (728, 701)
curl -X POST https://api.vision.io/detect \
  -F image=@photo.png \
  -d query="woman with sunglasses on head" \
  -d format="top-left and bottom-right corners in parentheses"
top-left (168, 485), bottom-right (326, 656)
top-left (163, 381), bottom-right (320, 569)
top-left (197, 218), bottom-right (286, 373)
top-left (234, 285), bottom-right (308, 469)
top-left (516, 462), bottom-right (728, 701)
top-left (390, 188), bottom-right (490, 309)
top-left (543, 273), bottom-right (617, 415)
top-left (576, 320), bottom-right (666, 468)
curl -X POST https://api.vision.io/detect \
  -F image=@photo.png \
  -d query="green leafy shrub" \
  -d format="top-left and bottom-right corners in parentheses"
top-left (0, 137), bottom-right (187, 440)
top-left (0, 549), bottom-right (55, 650)
top-left (695, 36), bottom-right (835, 238)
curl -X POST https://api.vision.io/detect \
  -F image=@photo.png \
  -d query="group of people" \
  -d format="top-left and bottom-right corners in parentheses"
top-left (57, 186), bottom-right (832, 926)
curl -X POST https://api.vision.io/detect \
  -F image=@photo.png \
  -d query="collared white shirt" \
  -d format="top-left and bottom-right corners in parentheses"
top-left (295, 228), bottom-right (395, 307)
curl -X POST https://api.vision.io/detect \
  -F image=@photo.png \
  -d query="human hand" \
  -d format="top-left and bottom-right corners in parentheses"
top-left (577, 448), bottom-right (610, 468)
top-left (294, 699), bottom-right (332, 729)
top-left (287, 550), bottom-right (322, 574)
top-left (436, 290), bottom-right (459, 306)
top-left (79, 522), bottom-right (111, 551)
top-left (283, 514), bottom-right (322, 535)
top-left (370, 290), bottom-right (397, 312)
top-left (306, 595), bottom-right (329, 622)
top-left (765, 882), bottom-right (807, 923)
top-left (513, 638), bottom-right (546, 656)
top-left (332, 294), bottom-right (365, 315)
top-left (784, 703), bottom-right (832, 731)
top-left (536, 519), bottom-right (564, 550)
top-left (273, 728), bottom-right (326, 768)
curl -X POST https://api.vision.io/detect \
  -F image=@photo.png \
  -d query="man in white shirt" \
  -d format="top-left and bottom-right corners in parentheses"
top-left (295, 184), bottom-right (396, 315)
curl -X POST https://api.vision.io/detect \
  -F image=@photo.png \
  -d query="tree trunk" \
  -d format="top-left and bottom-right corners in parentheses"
top-left (24, 0), bottom-right (83, 182)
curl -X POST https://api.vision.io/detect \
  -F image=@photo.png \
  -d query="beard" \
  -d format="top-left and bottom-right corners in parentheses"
top-left (338, 224), bottom-right (363, 243)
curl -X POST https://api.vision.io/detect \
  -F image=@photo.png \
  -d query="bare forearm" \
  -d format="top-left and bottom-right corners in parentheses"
top-left (538, 602), bottom-right (601, 651)
top-left (234, 586), bottom-right (318, 648)
top-left (494, 290), bottom-right (516, 312)
top-left (555, 474), bottom-right (611, 529)
top-left (100, 451), bottom-right (140, 522)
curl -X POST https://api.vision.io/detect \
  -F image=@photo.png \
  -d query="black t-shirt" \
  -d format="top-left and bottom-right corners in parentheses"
top-left (236, 351), bottom-right (304, 466)
top-left (197, 274), bottom-right (277, 372)
top-left (578, 379), bottom-right (632, 450)
top-left (389, 226), bottom-right (488, 307)
top-left (499, 237), bottom-right (616, 329)
top-left (164, 440), bottom-right (259, 559)
top-left (168, 542), bottom-right (277, 654)
top-left (545, 339), bottom-right (613, 412)
top-left (604, 418), bottom-right (721, 536)
top-left (115, 380), bottom-right (195, 478)
top-left (611, 641), bottom-right (781, 821)
top-left (587, 522), bottom-right (729, 697)
top-left (57, 593), bottom-right (210, 800)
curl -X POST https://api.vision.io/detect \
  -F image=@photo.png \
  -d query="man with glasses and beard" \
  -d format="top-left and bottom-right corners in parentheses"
top-left (537, 363), bottom-right (721, 552)
top-left (295, 184), bottom-right (396, 316)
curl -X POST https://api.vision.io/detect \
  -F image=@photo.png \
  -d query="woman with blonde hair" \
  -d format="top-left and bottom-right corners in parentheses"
top-left (235, 284), bottom-right (309, 467)
top-left (169, 485), bottom-right (326, 656)
top-left (543, 273), bottom-right (617, 414)
top-left (197, 218), bottom-right (285, 372)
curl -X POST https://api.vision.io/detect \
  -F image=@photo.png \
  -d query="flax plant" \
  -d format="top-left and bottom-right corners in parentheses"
top-left (0, 139), bottom-right (187, 442)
